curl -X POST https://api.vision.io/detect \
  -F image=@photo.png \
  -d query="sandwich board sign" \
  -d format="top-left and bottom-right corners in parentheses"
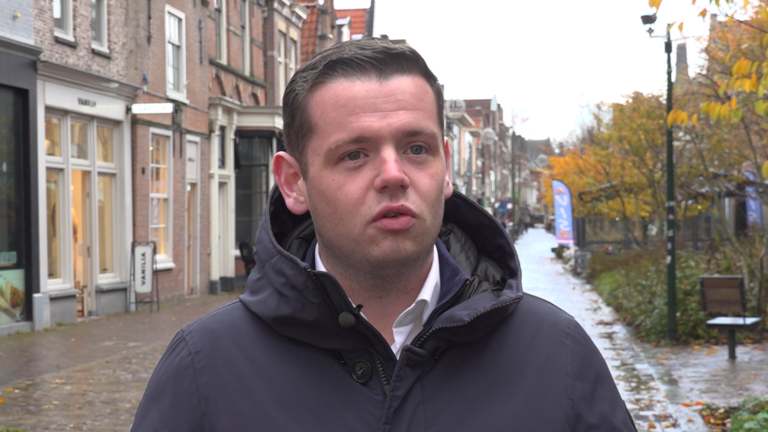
top-left (134, 245), bottom-right (154, 294)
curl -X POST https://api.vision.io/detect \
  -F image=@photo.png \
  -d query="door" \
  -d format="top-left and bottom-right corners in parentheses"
top-left (186, 182), bottom-right (198, 296)
top-left (72, 170), bottom-right (92, 317)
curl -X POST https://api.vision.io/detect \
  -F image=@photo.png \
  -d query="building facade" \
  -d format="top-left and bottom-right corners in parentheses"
top-left (33, 0), bottom-right (139, 326)
top-left (208, 0), bottom-right (305, 292)
top-left (127, 0), bottom-right (212, 303)
top-left (0, 0), bottom-right (42, 336)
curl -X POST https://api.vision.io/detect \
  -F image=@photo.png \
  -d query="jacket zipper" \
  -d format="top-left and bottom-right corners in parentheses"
top-left (373, 352), bottom-right (390, 395)
top-left (413, 295), bottom-right (523, 349)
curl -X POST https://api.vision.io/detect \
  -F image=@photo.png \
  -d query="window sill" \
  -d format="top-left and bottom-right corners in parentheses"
top-left (155, 260), bottom-right (176, 271)
top-left (166, 90), bottom-right (189, 105)
top-left (91, 46), bottom-right (111, 59)
top-left (54, 34), bottom-right (78, 49)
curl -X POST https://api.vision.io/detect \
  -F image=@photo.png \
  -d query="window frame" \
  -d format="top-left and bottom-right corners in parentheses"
top-left (288, 37), bottom-right (297, 81)
top-left (278, 31), bottom-right (286, 100)
top-left (91, 0), bottom-right (109, 52)
top-left (241, 0), bottom-right (250, 75)
top-left (53, 0), bottom-right (74, 40)
top-left (165, 5), bottom-right (188, 102)
top-left (214, 0), bottom-right (227, 62)
top-left (149, 128), bottom-right (174, 267)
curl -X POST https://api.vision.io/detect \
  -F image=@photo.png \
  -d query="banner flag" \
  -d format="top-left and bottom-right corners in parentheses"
top-left (745, 172), bottom-right (762, 227)
top-left (552, 179), bottom-right (574, 246)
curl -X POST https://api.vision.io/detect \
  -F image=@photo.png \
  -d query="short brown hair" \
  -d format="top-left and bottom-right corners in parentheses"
top-left (282, 38), bottom-right (444, 173)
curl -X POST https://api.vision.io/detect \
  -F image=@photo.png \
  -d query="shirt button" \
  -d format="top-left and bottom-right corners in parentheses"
top-left (352, 360), bottom-right (372, 383)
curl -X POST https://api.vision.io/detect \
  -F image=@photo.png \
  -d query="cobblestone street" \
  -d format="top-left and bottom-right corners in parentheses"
top-left (1, 229), bottom-right (767, 431)
top-left (0, 292), bottom-right (240, 431)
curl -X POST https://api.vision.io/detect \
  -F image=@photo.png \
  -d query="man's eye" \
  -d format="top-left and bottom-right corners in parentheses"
top-left (408, 145), bottom-right (426, 155)
top-left (344, 151), bottom-right (363, 161)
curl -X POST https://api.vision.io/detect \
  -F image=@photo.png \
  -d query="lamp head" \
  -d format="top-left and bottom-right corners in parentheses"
top-left (641, 13), bottom-right (657, 25)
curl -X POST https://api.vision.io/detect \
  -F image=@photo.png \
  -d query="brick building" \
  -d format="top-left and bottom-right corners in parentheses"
top-left (33, 0), bottom-right (139, 326)
top-left (24, 0), bottom-right (212, 331)
top-left (0, 0), bottom-right (42, 336)
top-left (127, 0), bottom-right (211, 303)
top-left (208, 0), bottom-right (305, 292)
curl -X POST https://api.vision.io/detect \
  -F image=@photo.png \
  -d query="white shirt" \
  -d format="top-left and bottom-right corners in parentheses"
top-left (315, 245), bottom-right (441, 359)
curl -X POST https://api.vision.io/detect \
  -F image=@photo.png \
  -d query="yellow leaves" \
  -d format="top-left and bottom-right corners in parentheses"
top-left (699, 8), bottom-right (708, 19)
top-left (649, 0), bottom-right (663, 9)
top-left (727, 13), bottom-right (735, 25)
top-left (678, 22), bottom-right (684, 35)
top-left (732, 58), bottom-right (752, 77)
top-left (0, 397), bottom-right (5, 404)
top-left (730, 97), bottom-right (737, 109)
top-left (744, 0), bottom-right (750, 9)
top-left (667, 109), bottom-right (692, 127)
top-left (692, 114), bottom-right (699, 127)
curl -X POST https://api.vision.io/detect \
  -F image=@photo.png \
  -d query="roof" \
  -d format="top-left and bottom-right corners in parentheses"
top-left (336, 8), bottom-right (367, 37)
top-left (299, 7), bottom-right (320, 64)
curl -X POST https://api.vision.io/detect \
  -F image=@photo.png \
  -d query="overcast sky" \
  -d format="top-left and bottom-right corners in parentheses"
top-left (334, 0), bottom-right (715, 141)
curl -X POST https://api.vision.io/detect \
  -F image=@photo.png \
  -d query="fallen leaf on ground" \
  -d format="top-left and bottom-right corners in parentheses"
top-left (695, 401), bottom-right (704, 405)
top-left (682, 402), bottom-right (693, 407)
top-left (648, 422), bottom-right (656, 429)
top-left (5, 388), bottom-right (13, 393)
top-left (706, 350), bottom-right (716, 355)
top-left (0, 397), bottom-right (5, 404)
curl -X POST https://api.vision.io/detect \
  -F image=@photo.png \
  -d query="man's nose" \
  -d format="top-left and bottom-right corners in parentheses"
top-left (373, 148), bottom-right (410, 192)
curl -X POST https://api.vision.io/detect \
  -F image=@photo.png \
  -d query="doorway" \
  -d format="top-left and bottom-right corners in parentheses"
top-left (72, 170), bottom-right (92, 317)
top-left (186, 182), bottom-right (199, 296)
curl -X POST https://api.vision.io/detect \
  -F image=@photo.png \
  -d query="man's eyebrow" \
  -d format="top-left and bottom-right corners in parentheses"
top-left (401, 129), bottom-right (440, 141)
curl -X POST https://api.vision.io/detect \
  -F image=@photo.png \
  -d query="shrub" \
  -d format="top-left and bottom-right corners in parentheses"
top-left (730, 396), bottom-right (768, 432)
top-left (588, 249), bottom-right (719, 342)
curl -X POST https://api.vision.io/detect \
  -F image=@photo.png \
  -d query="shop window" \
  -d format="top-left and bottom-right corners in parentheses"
top-left (235, 136), bottom-right (271, 245)
top-left (53, 0), bottom-right (73, 39)
top-left (150, 134), bottom-right (172, 259)
top-left (46, 170), bottom-right (63, 280)
top-left (166, 6), bottom-right (187, 100)
top-left (45, 116), bottom-right (62, 157)
top-left (71, 121), bottom-right (89, 160)
top-left (91, 0), bottom-right (108, 52)
top-left (0, 86), bottom-right (27, 325)
top-left (97, 175), bottom-right (114, 274)
top-left (97, 125), bottom-right (114, 163)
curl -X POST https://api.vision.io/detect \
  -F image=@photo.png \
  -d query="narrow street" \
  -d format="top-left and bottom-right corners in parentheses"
top-left (2, 228), bottom-right (767, 431)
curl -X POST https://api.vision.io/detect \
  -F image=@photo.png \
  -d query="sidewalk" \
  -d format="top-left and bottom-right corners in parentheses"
top-left (0, 291), bottom-right (240, 431)
top-left (517, 228), bottom-right (768, 432)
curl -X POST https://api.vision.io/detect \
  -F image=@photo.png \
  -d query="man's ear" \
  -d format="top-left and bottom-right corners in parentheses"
top-left (273, 151), bottom-right (309, 215)
top-left (443, 138), bottom-right (454, 200)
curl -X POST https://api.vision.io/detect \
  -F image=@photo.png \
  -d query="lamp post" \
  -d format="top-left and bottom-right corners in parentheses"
top-left (642, 12), bottom-right (677, 341)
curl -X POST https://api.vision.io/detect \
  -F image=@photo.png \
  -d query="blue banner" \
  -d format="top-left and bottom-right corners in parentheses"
top-left (552, 179), bottom-right (574, 246)
top-left (745, 172), bottom-right (762, 227)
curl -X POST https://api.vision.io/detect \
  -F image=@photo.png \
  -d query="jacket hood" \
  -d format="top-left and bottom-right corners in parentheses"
top-left (239, 187), bottom-right (523, 353)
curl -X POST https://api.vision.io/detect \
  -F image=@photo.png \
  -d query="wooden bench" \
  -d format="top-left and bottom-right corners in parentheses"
top-left (699, 275), bottom-right (761, 360)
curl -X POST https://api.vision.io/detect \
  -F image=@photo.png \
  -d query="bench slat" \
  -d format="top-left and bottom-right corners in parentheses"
top-left (706, 317), bottom-right (761, 326)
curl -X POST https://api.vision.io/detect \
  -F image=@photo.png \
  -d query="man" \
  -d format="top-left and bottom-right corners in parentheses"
top-left (131, 39), bottom-right (636, 431)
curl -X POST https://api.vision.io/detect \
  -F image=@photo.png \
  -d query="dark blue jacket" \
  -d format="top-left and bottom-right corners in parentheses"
top-left (131, 189), bottom-right (637, 431)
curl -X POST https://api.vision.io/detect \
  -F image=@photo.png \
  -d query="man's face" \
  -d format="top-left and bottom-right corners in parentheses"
top-left (298, 75), bottom-right (452, 270)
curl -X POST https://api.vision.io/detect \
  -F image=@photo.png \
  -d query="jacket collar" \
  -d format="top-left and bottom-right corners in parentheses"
top-left (239, 187), bottom-right (523, 352)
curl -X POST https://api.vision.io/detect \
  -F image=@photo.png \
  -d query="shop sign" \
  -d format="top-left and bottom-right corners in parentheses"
top-left (0, 251), bottom-right (17, 267)
top-left (134, 245), bottom-right (154, 294)
top-left (131, 103), bottom-right (174, 115)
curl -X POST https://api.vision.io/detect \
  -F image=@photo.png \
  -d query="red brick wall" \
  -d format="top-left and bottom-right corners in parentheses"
top-left (34, 0), bottom-right (129, 81)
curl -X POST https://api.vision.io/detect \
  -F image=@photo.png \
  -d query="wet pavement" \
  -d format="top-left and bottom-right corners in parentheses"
top-left (517, 228), bottom-right (768, 432)
top-left (1, 229), bottom-right (766, 431)
top-left (0, 292), bottom-right (240, 431)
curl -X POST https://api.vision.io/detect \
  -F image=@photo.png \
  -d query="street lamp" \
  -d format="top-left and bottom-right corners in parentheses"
top-left (641, 12), bottom-right (677, 341)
